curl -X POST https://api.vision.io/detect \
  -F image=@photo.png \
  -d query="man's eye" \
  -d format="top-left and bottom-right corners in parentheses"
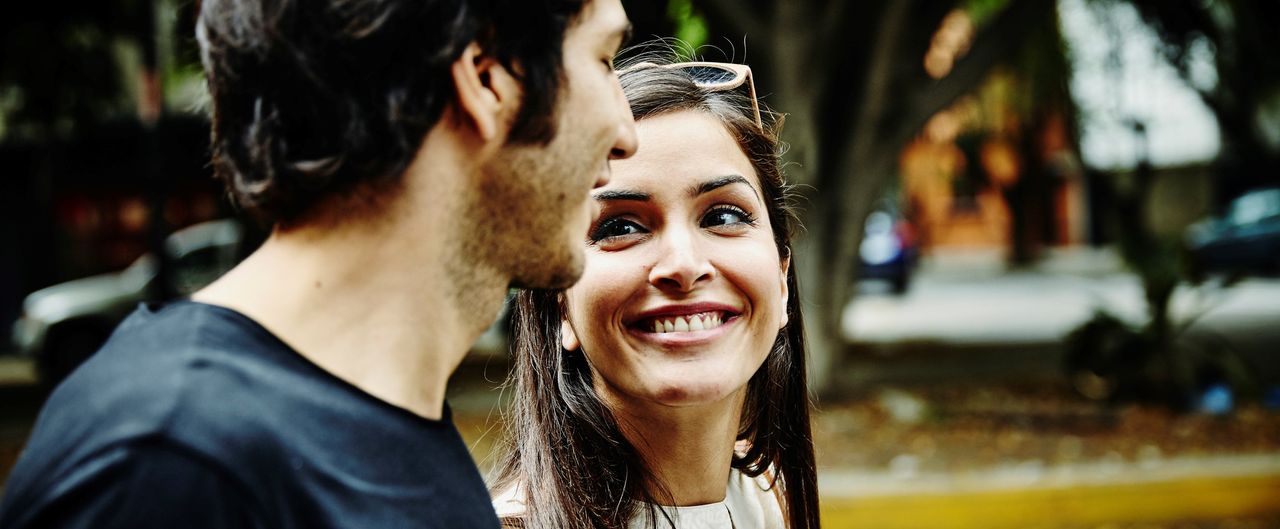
top-left (701, 206), bottom-right (756, 228)
top-left (590, 217), bottom-right (646, 243)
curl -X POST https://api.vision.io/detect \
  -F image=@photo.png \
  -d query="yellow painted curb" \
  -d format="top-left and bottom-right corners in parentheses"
top-left (821, 473), bottom-right (1280, 529)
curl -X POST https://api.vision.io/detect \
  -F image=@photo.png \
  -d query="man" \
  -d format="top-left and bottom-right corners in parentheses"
top-left (0, 0), bottom-right (636, 526)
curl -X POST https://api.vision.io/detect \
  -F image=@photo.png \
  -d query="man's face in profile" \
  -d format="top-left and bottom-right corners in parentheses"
top-left (470, 0), bottom-right (638, 290)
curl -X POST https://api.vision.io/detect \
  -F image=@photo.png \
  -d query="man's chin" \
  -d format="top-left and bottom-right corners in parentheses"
top-left (509, 247), bottom-right (584, 290)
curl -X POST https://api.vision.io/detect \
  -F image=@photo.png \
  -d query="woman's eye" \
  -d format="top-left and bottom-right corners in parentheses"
top-left (701, 206), bottom-right (756, 228)
top-left (589, 217), bottom-right (646, 243)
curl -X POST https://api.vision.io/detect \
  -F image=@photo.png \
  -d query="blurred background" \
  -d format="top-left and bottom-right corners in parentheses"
top-left (2, 0), bottom-right (1279, 527)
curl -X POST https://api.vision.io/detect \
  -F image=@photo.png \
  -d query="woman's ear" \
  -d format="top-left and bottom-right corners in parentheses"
top-left (449, 41), bottom-right (521, 141)
top-left (778, 254), bottom-right (791, 329)
top-left (560, 319), bottom-right (581, 351)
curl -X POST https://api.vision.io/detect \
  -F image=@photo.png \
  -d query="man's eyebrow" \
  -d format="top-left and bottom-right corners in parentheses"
top-left (595, 189), bottom-right (650, 202)
top-left (690, 175), bottom-right (761, 201)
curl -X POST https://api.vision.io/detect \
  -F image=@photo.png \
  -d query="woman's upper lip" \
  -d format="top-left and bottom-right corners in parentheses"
top-left (629, 302), bottom-right (741, 324)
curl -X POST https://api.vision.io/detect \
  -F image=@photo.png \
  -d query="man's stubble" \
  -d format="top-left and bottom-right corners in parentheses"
top-left (458, 122), bottom-right (596, 293)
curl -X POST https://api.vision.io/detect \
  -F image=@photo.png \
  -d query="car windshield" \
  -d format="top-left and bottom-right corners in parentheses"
top-left (1229, 189), bottom-right (1280, 225)
top-left (122, 254), bottom-right (159, 285)
top-left (865, 211), bottom-right (895, 235)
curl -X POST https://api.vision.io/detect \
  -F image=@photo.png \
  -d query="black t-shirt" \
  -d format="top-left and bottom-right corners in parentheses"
top-left (0, 301), bottom-right (499, 529)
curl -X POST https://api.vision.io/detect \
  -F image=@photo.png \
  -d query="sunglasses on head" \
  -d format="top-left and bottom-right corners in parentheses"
top-left (620, 61), bottom-right (762, 129)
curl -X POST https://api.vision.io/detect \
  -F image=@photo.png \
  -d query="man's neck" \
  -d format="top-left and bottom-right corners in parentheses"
top-left (193, 214), bottom-right (507, 420)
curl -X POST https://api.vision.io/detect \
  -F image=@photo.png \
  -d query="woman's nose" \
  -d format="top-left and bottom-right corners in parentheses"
top-left (647, 228), bottom-right (715, 292)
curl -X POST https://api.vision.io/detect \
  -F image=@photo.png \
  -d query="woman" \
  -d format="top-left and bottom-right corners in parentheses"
top-left (490, 58), bottom-right (819, 529)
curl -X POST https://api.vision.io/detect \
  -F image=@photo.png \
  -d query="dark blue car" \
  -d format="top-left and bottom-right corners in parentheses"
top-left (1186, 187), bottom-right (1280, 276)
top-left (857, 201), bottom-right (918, 294)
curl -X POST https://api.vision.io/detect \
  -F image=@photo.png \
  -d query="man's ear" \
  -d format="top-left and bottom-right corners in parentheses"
top-left (561, 319), bottom-right (581, 351)
top-left (450, 42), bottom-right (521, 142)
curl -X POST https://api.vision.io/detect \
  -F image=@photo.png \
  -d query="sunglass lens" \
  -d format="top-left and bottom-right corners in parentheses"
top-left (685, 65), bottom-right (737, 86)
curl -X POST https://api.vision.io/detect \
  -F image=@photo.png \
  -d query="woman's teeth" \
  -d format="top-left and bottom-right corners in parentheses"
top-left (650, 312), bottom-right (725, 334)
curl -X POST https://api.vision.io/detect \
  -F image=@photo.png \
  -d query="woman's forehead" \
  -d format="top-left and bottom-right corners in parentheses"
top-left (609, 111), bottom-right (762, 193)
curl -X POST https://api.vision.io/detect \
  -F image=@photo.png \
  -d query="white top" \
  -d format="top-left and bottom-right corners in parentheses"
top-left (492, 468), bottom-right (786, 529)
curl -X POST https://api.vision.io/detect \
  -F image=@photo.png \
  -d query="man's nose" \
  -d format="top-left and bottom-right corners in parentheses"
top-left (609, 83), bottom-right (638, 160)
top-left (610, 110), bottom-right (638, 160)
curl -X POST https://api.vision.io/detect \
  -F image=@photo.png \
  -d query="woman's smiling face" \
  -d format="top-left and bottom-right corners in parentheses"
top-left (560, 110), bottom-right (789, 410)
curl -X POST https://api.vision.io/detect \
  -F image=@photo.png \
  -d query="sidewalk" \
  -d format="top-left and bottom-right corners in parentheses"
top-left (845, 246), bottom-right (1138, 345)
top-left (840, 246), bottom-right (1280, 383)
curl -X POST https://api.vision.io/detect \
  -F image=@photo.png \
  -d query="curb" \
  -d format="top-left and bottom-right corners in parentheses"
top-left (819, 454), bottom-right (1280, 528)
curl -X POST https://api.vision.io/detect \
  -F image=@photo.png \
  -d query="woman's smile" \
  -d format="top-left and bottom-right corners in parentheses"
top-left (644, 311), bottom-right (725, 334)
top-left (625, 302), bottom-right (744, 346)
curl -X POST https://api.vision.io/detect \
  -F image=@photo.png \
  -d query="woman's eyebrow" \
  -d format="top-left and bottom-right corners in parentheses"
top-left (691, 175), bottom-right (761, 202)
top-left (594, 189), bottom-right (650, 202)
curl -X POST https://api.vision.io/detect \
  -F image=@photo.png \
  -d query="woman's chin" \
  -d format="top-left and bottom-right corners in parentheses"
top-left (646, 379), bottom-right (742, 408)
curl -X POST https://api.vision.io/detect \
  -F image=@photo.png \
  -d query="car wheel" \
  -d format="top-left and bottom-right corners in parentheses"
top-left (36, 326), bottom-right (107, 387)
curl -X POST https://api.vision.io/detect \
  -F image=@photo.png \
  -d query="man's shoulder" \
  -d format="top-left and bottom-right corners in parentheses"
top-left (0, 437), bottom-right (269, 529)
top-left (17, 302), bottom-right (306, 482)
top-left (1, 302), bottom-right (335, 523)
top-left (104, 300), bottom-right (284, 366)
top-left (3, 301), bottom-right (502, 529)
top-left (51, 300), bottom-right (296, 430)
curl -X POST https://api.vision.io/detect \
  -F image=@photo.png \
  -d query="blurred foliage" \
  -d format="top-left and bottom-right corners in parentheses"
top-left (1067, 154), bottom-right (1259, 411)
top-left (157, 2), bottom-right (208, 115)
top-left (0, 0), bottom-right (207, 143)
top-left (963, 0), bottom-right (1012, 27)
top-left (666, 0), bottom-right (709, 58)
top-left (1124, 0), bottom-right (1280, 202)
top-left (1065, 303), bottom-right (1258, 412)
top-left (0, 0), bottom-right (151, 141)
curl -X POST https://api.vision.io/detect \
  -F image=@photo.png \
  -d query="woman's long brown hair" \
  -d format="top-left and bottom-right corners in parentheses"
top-left (489, 56), bottom-right (820, 529)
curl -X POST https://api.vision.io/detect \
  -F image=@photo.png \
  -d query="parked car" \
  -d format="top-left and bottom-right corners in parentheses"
top-left (11, 218), bottom-right (513, 384)
top-left (11, 219), bottom-right (244, 385)
top-left (857, 199), bottom-right (919, 294)
top-left (1185, 187), bottom-right (1280, 276)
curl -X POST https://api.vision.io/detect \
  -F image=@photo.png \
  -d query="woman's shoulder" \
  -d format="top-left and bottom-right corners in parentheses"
top-left (726, 467), bottom-right (787, 528)
top-left (495, 471), bottom-right (784, 528)
top-left (491, 483), bottom-right (528, 526)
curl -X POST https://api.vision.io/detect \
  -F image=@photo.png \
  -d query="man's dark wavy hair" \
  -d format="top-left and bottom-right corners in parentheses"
top-left (197, 0), bottom-right (589, 225)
